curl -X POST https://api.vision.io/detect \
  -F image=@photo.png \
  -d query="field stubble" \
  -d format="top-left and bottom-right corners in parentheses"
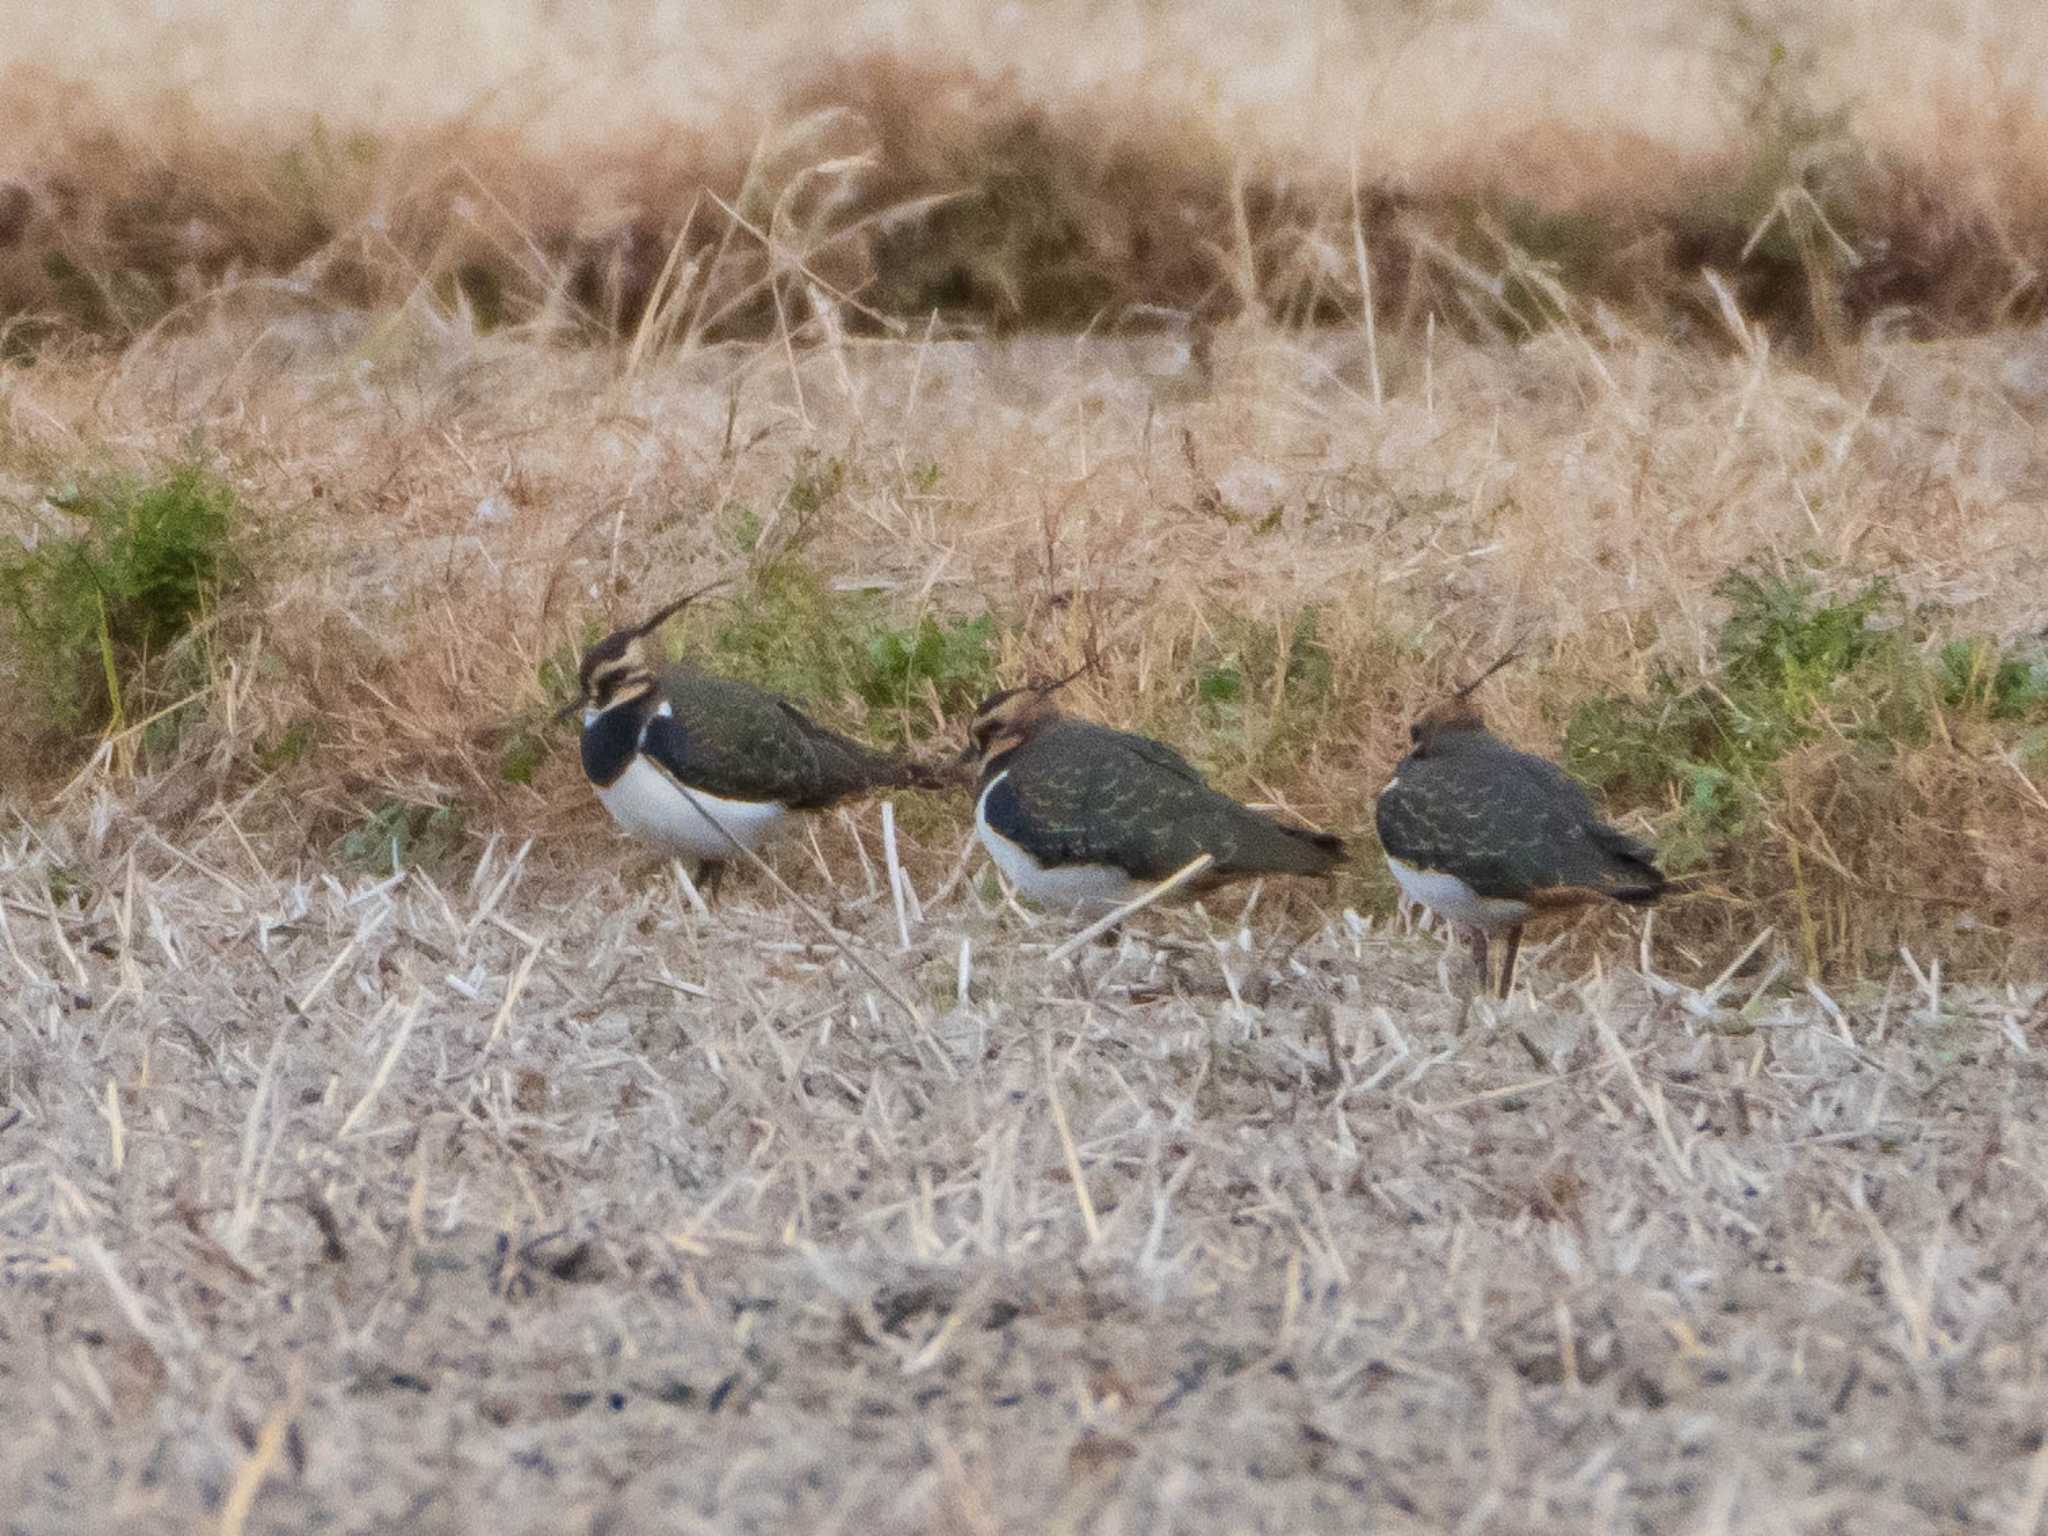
top-left (4, 804), bottom-right (2048, 1533)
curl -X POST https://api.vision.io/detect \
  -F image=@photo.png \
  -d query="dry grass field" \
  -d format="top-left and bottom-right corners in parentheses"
top-left (6, 1), bottom-right (2048, 1531)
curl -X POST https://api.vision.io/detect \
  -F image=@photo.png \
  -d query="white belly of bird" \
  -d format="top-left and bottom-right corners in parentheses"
top-left (596, 757), bottom-right (788, 861)
top-left (974, 773), bottom-right (1149, 913)
top-left (1385, 856), bottom-right (1532, 931)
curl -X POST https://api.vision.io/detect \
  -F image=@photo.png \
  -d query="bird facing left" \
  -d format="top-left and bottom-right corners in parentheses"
top-left (1374, 652), bottom-right (1665, 997)
top-left (559, 584), bottom-right (951, 895)
top-left (959, 670), bottom-right (1346, 914)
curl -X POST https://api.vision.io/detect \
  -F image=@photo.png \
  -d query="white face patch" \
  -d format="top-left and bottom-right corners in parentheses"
top-left (1385, 855), bottom-right (1532, 932)
top-left (974, 773), bottom-right (1148, 914)
top-left (595, 757), bottom-right (788, 861)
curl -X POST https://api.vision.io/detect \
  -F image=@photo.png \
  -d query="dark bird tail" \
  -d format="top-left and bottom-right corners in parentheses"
top-left (1258, 820), bottom-right (1347, 878)
top-left (878, 750), bottom-right (965, 794)
top-left (812, 735), bottom-right (963, 798)
top-left (1591, 824), bottom-right (1666, 904)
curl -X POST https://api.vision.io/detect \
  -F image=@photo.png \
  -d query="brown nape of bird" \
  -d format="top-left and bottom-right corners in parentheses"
top-left (1375, 651), bottom-right (1665, 998)
top-left (559, 583), bottom-right (951, 894)
top-left (961, 673), bottom-right (1344, 914)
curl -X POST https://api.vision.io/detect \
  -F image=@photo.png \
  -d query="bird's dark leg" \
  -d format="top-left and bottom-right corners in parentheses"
top-left (1464, 926), bottom-right (1491, 995)
top-left (1497, 924), bottom-right (1524, 1000)
top-left (696, 859), bottom-right (727, 905)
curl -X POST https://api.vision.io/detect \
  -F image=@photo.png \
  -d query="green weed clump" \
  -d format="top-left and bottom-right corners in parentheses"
top-left (1566, 559), bottom-right (2048, 875)
top-left (701, 560), bottom-right (859, 706)
top-left (491, 634), bottom-right (598, 786)
top-left (698, 558), bottom-right (996, 744)
top-left (1936, 639), bottom-right (2048, 724)
top-left (855, 612), bottom-right (998, 726)
top-left (1566, 564), bottom-right (1901, 868)
top-left (0, 465), bottom-right (243, 748)
top-left (497, 730), bottom-right (549, 787)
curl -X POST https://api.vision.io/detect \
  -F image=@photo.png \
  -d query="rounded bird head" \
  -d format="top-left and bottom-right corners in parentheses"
top-left (1404, 647), bottom-right (1520, 757)
top-left (1405, 693), bottom-right (1489, 757)
top-left (960, 686), bottom-right (1061, 772)
top-left (959, 659), bottom-right (1093, 773)
top-left (572, 626), bottom-right (651, 714)
top-left (555, 576), bottom-right (730, 722)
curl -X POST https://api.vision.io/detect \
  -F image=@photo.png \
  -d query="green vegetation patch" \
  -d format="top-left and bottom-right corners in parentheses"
top-left (857, 612), bottom-right (999, 722)
top-left (693, 557), bottom-right (997, 745)
top-left (1565, 560), bottom-right (2048, 872)
top-left (1936, 638), bottom-right (2048, 722)
top-left (0, 464), bottom-right (244, 748)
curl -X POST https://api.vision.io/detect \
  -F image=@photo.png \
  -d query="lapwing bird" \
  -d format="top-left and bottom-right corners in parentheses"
top-left (1375, 656), bottom-right (1665, 998)
top-left (560, 588), bottom-right (946, 894)
top-left (960, 675), bottom-right (1345, 913)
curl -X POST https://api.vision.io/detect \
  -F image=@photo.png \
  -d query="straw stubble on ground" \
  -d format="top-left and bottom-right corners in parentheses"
top-left (5, 813), bottom-right (2048, 1534)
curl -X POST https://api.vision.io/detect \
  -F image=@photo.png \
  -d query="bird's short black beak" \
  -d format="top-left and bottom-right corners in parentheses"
top-left (954, 739), bottom-right (979, 767)
top-left (553, 695), bottom-right (585, 725)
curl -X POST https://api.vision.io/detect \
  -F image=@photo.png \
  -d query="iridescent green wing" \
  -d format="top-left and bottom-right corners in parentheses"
top-left (1008, 721), bottom-right (1330, 880)
top-left (1378, 746), bottom-right (1656, 898)
top-left (651, 671), bottom-right (906, 808)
